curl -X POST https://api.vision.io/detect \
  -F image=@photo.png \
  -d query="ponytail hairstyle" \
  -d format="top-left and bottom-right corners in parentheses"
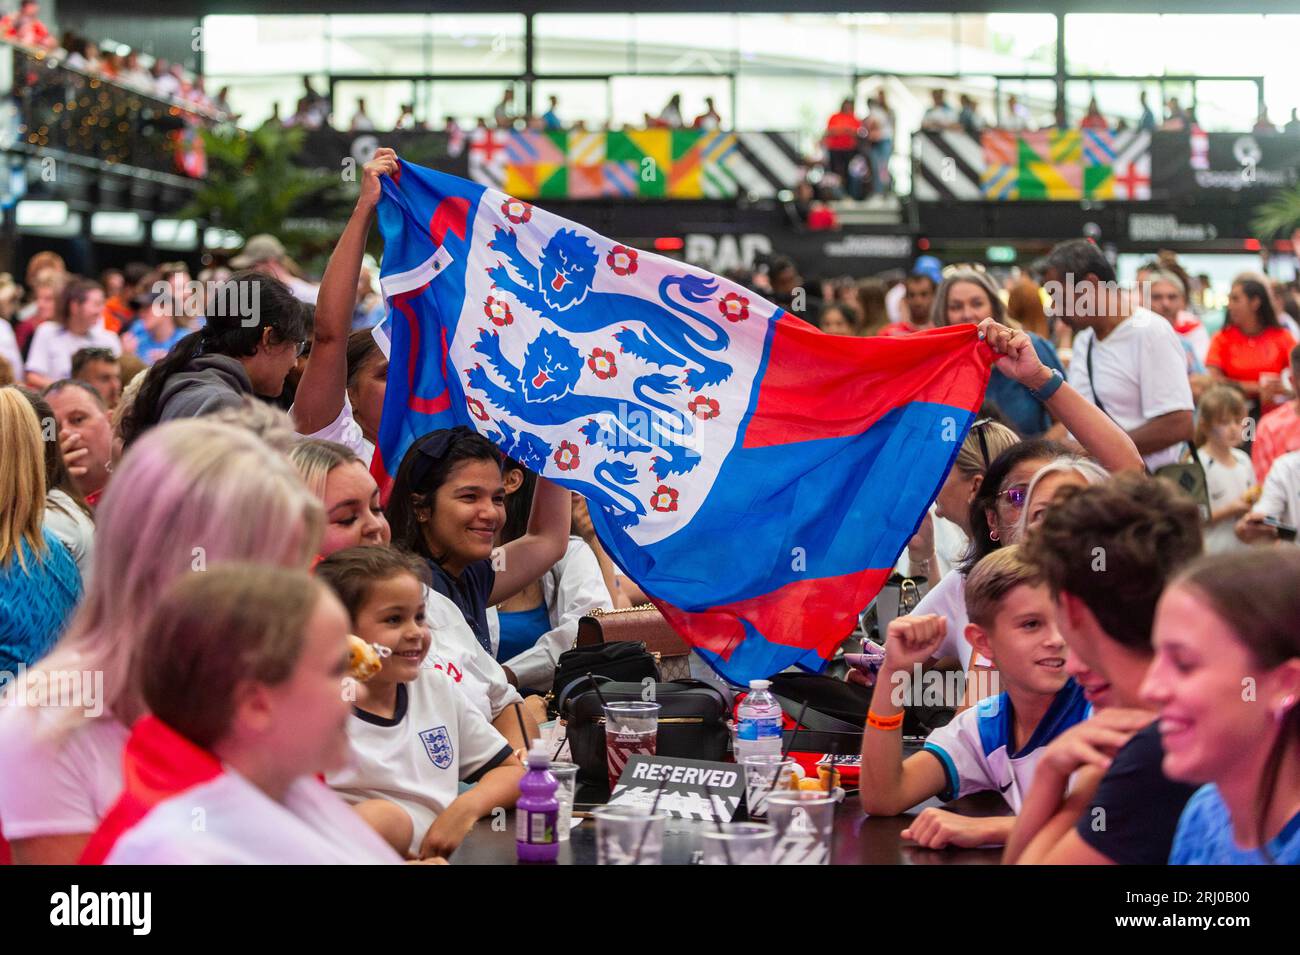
top-left (385, 427), bottom-right (502, 563)
top-left (118, 271), bottom-right (311, 446)
top-left (1174, 549), bottom-right (1300, 860)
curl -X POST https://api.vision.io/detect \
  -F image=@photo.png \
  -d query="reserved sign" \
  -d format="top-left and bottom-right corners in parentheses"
top-left (609, 755), bottom-right (746, 822)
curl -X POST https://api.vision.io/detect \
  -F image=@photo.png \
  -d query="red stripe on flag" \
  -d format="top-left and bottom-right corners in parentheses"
top-left (744, 318), bottom-right (992, 449)
top-left (429, 195), bottom-right (469, 246)
top-left (652, 566), bottom-right (892, 662)
top-left (392, 292), bottom-right (452, 416)
top-left (80, 716), bottom-right (223, 865)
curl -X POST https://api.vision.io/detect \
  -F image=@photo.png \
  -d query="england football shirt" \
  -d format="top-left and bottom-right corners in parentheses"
top-left (921, 679), bottom-right (1089, 812)
top-left (327, 667), bottom-right (513, 855)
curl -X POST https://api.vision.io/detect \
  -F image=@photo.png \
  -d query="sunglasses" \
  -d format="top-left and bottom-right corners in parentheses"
top-left (996, 483), bottom-right (1029, 509)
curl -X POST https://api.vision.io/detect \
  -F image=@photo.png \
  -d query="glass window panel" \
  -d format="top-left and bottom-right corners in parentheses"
top-left (1194, 80), bottom-right (1261, 133)
top-left (429, 14), bottom-right (523, 75)
top-left (534, 14), bottom-right (634, 75)
top-left (209, 75), bottom-right (324, 127)
top-left (328, 15), bottom-right (428, 75)
top-left (631, 14), bottom-right (736, 74)
top-left (609, 76), bottom-right (731, 129)
top-left (533, 80), bottom-right (610, 130)
top-left (739, 14), bottom-right (855, 75)
top-left (203, 15), bottom-right (327, 76)
top-left (1066, 80), bottom-right (1156, 128)
top-left (427, 80), bottom-right (522, 129)
top-left (955, 14), bottom-right (1056, 75)
top-left (333, 80), bottom-right (417, 131)
top-left (992, 79), bottom-right (1059, 129)
top-left (849, 14), bottom-right (956, 76)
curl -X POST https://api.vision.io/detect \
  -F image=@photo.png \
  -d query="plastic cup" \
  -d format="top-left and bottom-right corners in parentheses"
top-left (593, 804), bottom-right (667, 865)
top-left (603, 701), bottom-right (659, 791)
top-left (700, 822), bottom-right (776, 865)
top-left (767, 790), bottom-right (835, 865)
top-left (550, 761), bottom-right (579, 843)
top-left (741, 755), bottom-right (795, 819)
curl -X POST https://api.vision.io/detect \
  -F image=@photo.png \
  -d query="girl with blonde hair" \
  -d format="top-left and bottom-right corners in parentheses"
top-left (0, 418), bottom-right (322, 864)
top-left (0, 387), bottom-right (81, 672)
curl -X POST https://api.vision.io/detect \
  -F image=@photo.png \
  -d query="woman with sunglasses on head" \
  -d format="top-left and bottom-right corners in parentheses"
top-left (860, 319), bottom-right (1144, 695)
top-left (933, 269), bottom-right (1065, 438)
top-left (117, 271), bottom-right (312, 447)
top-left (385, 427), bottom-right (571, 691)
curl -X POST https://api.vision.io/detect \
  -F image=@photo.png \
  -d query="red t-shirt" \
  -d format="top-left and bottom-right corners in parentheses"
top-left (824, 112), bottom-right (859, 152)
top-left (1205, 325), bottom-right (1296, 385)
top-left (1252, 400), bottom-right (1300, 482)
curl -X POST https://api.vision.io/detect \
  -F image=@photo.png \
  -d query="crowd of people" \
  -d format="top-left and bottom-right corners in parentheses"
top-left (2, 1), bottom-right (233, 121)
top-left (0, 143), bottom-right (1296, 866)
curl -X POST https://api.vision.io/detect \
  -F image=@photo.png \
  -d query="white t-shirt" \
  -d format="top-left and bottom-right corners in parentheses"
top-left (1254, 449), bottom-right (1300, 533)
top-left (287, 277), bottom-right (320, 305)
top-left (0, 708), bottom-right (128, 841)
top-left (0, 319), bottom-right (23, 381)
top-left (45, 489), bottom-right (95, 584)
top-left (1201, 447), bottom-right (1254, 554)
top-left (106, 771), bottom-right (401, 864)
top-left (920, 680), bottom-right (1089, 813)
top-left (327, 667), bottom-right (513, 855)
top-left (24, 322), bottom-right (122, 383)
top-left (910, 570), bottom-right (985, 670)
top-left (423, 588), bottom-right (523, 723)
top-left (295, 394), bottom-right (374, 469)
top-left (1067, 309), bottom-right (1195, 471)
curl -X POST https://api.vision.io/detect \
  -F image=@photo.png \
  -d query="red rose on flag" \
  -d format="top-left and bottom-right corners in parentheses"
top-left (484, 296), bottom-right (513, 327)
top-left (719, 292), bottom-right (750, 323)
top-left (606, 245), bottom-right (638, 276)
top-left (501, 198), bottom-right (532, 224)
top-left (553, 441), bottom-right (581, 471)
top-left (688, 395), bottom-right (720, 420)
top-left (466, 397), bottom-right (489, 421)
top-left (587, 348), bottom-right (617, 380)
top-left (650, 485), bottom-right (679, 513)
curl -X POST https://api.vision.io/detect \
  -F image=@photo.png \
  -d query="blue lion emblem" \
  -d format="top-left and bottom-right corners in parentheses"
top-left (486, 225), bottom-right (734, 390)
top-left (467, 327), bottom-right (700, 485)
top-left (419, 725), bottom-right (454, 770)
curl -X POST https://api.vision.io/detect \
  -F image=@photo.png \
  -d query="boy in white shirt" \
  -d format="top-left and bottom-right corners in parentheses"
top-left (858, 546), bottom-right (1089, 849)
top-left (316, 546), bottom-right (524, 859)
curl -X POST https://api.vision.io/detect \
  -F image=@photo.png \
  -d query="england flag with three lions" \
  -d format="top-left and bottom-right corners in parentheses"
top-left (372, 159), bottom-right (992, 685)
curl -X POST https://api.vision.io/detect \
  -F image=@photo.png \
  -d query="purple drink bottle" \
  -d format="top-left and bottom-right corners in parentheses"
top-left (516, 741), bottom-right (559, 863)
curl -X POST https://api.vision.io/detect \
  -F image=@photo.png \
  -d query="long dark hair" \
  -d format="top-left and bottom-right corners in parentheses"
top-left (385, 427), bottom-right (502, 564)
top-left (1233, 275), bottom-right (1280, 331)
top-left (1176, 549), bottom-right (1300, 861)
top-left (118, 271), bottom-right (310, 446)
top-left (500, 456), bottom-right (537, 546)
top-left (959, 438), bottom-right (1066, 576)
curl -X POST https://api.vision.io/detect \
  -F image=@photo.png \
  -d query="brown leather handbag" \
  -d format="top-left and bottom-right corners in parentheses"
top-left (575, 603), bottom-right (693, 681)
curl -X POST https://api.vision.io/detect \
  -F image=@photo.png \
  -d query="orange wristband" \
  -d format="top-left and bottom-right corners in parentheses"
top-left (867, 709), bottom-right (904, 731)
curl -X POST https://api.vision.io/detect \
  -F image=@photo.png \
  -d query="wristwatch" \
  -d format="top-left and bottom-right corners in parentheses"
top-left (1029, 367), bottom-right (1065, 402)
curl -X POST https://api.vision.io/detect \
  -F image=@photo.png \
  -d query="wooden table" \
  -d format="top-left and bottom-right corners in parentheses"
top-left (452, 790), bottom-right (1009, 865)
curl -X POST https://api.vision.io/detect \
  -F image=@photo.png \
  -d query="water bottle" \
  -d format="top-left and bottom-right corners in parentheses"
top-left (516, 740), bottom-right (559, 863)
top-left (735, 679), bottom-right (784, 763)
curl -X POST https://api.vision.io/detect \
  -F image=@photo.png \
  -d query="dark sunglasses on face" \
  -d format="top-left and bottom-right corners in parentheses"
top-left (996, 483), bottom-right (1029, 509)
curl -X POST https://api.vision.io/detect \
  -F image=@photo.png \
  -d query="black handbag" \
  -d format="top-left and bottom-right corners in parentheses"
top-left (559, 677), bottom-right (733, 789)
top-left (768, 672), bottom-right (954, 746)
top-left (548, 641), bottom-right (659, 716)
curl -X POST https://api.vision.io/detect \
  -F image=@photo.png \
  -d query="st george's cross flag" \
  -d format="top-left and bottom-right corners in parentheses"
top-left (372, 160), bottom-right (993, 685)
